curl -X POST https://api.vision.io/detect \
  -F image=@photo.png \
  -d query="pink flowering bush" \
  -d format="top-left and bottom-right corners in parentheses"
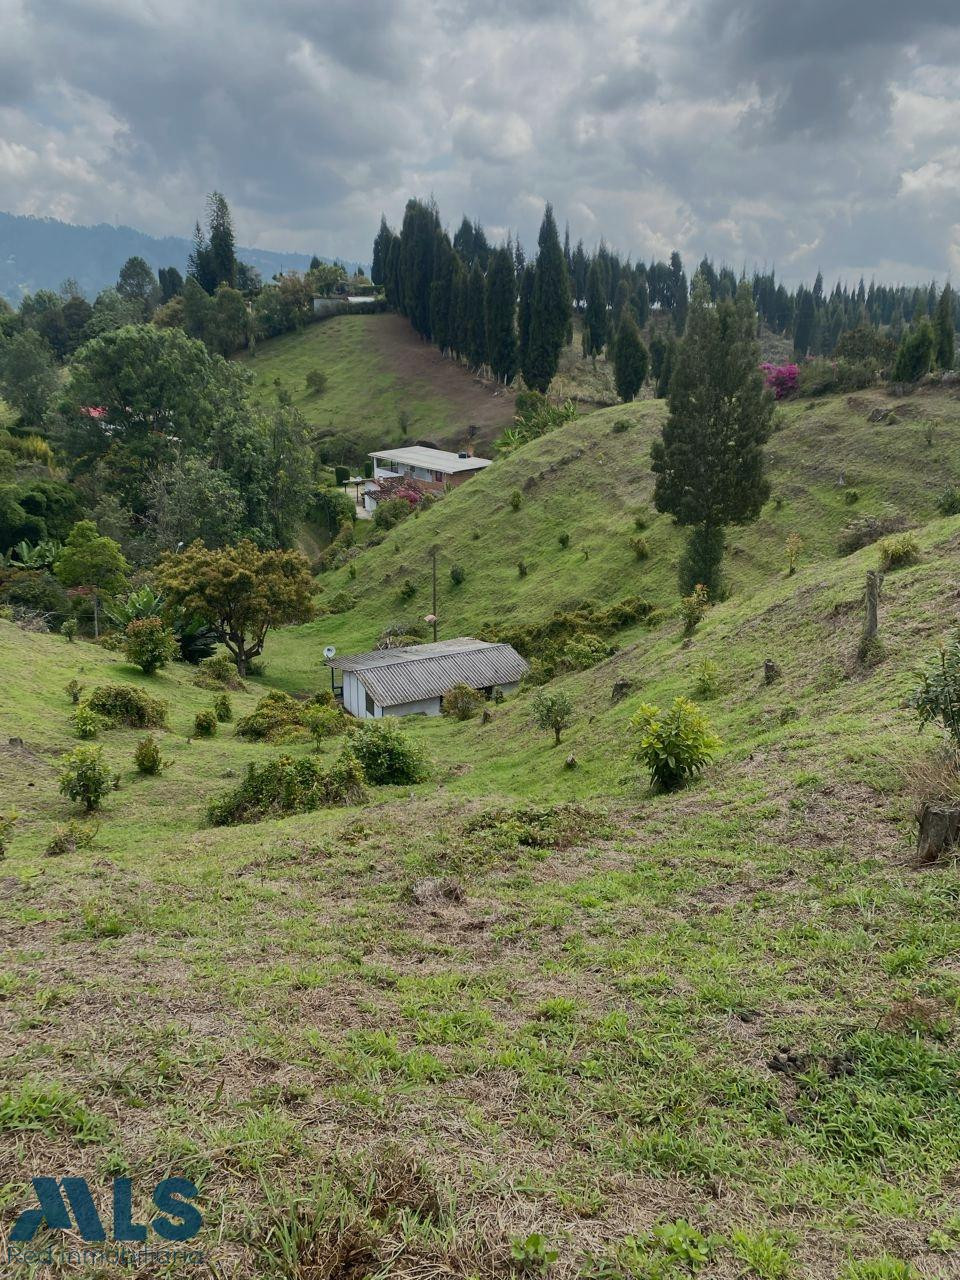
top-left (760, 362), bottom-right (799, 399)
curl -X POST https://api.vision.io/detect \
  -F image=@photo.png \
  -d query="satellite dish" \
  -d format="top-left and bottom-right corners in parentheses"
top-left (323, 645), bottom-right (337, 660)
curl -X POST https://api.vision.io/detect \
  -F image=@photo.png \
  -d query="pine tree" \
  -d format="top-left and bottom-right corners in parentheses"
top-left (517, 263), bottom-right (535, 373)
top-left (651, 282), bottom-right (773, 596)
top-left (466, 260), bottom-right (487, 368)
top-left (630, 279), bottom-right (650, 329)
top-left (450, 256), bottom-right (469, 361)
top-left (371, 215), bottom-right (390, 288)
top-left (583, 258), bottom-right (608, 358)
top-left (399, 198), bottom-right (440, 337)
top-left (187, 221), bottom-right (217, 294)
top-left (793, 287), bottom-right (815, 355)
top-left (934, 284), bottom-right (955, 370)
top-left (613, 313), bottom-right (648, 401)
top-left (429, 232), bottom-right (456, 354)
top-left (484, 246), bottom-right (518, 384)
top-left (893, 319), bottom-right (936, 383)
top-left (522, 205), bottom-right (571, 393)
top-left (655, 334), bottom-right (676, 398)
top-left (207, 192), bottom-right (237, 288)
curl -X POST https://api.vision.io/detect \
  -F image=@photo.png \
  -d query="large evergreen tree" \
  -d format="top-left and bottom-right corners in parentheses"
top-left (522, 205), bottom-right (571, 393)
top-left (399, 198), bottom-right (440, 338)
top-left (207, 192), bottom-right (237, 289)
top-left (429, 231), bottom-right (457, 354)
top-left (517, 263), bottom-right (535, 373)
top-left (484, 246), bottom-right (518, 384)
top-left (613, 313), bottom-right (648, 401)
top-left (583, 258), bottom-right (608, 358)
top-left (466, 260), bottom-right (487, 368)
top-left (934, 284), bottom-right (955, 370)
top-left (651, 282), bottom-right (773, 596)
top-left (371, 215), bottom-right (390, 288)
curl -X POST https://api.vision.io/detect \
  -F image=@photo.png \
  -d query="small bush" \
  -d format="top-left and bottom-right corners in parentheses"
top-left (631, 697), bottom-right (720, 790)
top-left (213, 693), bottom-right (233, 722)
top-left (308, 704), bottom-right (348, 744)
top-left (844, 488), bottom-right (860, 505)
top-left (0, 809), bottom-right (17, 857)
top-left (398, 579), bottom-right (416, 601)
top-left (680, 583), bottom-right (710, 634)
top-left (561, 633), bottom-right (610, 672)
top-left (907, 631), bottom-right (960, 747)
top-left (630, 535), bottom-right (650, 560)
top-left (58, 745), bottom-right (113, 811)
top-left (558, 531), bottom-right (570, 549)
top-left (45, 819), bottom-right (97, 857)
top-left (693, 658), bottom-right (720, 699)
top-left (122, 617), bottom-right (178, 675)
top-left (442, 684), bottom-right (484, 721)
top-left (305, 368), bottom-right (328, 396)
top-left (532, 688), bottom-right (574, 746)
top-left (207, 749), bottom-right (367, 825)
top-left (193, 652), bottom-right (243, 690)
top-left (936, 486), bottom-right (960, 517)
top-left (71, 704), bottom-right (102, 739)
top-left (450, 564), bottom-right (466, 586)
top-left (373, 498), bottom-right (412, 531)
top-left (350, 720), bottom-right (427, 784)
top-left (878, 533), bottom-right (919, 571)
top-left (510, 490), bottom-right (522, 512)
top-left (236, 690), bottom-right (309, 742)
top-left (65, 679), bottom-right (84, 705)
top-left (193, 709), bottom-right (217, 737)
top-left (134, 736), bottom-right (164, 775)
top-left (328, 591), bottom-right (354, 614)
top-left (518, 560), bottom-right (528, 578)
top-left (786, 532), bottom-right (803, 576)
top-left (60, 617), bottom-right (78, 642)
top-left (633, 510), bottom-right (649, 531)
top-left (87, 684), bottom-right (167, 728)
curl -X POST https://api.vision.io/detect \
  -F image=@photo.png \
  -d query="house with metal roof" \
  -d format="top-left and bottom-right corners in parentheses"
top-left (363, 446), bottom-right (491, 513)
top-left (327, 637), bottom-right (528, 719)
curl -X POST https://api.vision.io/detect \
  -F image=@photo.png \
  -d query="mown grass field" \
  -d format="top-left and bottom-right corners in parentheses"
top-left (237, 312), bottom-right (515, 463)
top-left (2, 386), bottom-right (960, 1278)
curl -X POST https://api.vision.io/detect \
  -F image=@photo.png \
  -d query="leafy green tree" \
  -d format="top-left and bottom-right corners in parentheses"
top-left (122, 617), bottom-right (178, 674)
top-left (0, 330), bottom-right (58, 427)
top-left (522, 205), bottom-right (571, 393)
top-left (613, 313), bottom-right (648, 401)
top-left (651, 282), bottom-right (773, 596)
top-left (260, 405), bottom-right (315, 547)
top-left (893, 319), bottom-right (936, 383)
top-left (142, 457), bottom-right (246, 554)
top-left (934, 284), bottom-right (955, 371)
top-left (58, 744), bottom-right (112, 811)
top-left (484, 246), bottom-right (518, 383)
top-left (157, 539), bottom-right (314, 675)
top-left (54, 520), bottom-right (129, 636)
top-left (583, 258), bottom-right (608, 358)
top-left (116, 256), bottom-right (159, 320)
top-left (532, 687), bottom-right (574, 746)
top-left (206, 285), bottom-right (249, 355)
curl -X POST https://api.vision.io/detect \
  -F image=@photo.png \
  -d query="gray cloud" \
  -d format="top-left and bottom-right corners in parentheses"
top-left (1, 0), bottom-right (959, 285)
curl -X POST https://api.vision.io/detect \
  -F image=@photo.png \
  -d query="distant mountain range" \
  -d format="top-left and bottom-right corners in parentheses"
top-left (0, 211), bottom-right (363, 304)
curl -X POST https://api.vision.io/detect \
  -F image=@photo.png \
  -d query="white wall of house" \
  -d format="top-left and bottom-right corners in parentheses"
top-left (383, 697), bottom-right (442, 717)
top-left (340, 674), bottom-right (521, 720)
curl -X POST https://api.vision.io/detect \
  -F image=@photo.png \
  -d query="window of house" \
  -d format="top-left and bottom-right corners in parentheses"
top-left (433, 470), bottom-right (444, 483)
top-left (364, 690), bottom-right (375, 716)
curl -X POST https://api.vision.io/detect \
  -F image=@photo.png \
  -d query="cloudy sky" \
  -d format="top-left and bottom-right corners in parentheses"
top-left (2, 0), bottom-right (960, 285)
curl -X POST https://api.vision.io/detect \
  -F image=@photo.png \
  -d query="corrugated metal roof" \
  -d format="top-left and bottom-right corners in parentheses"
top-left (329, 637), bottom-right (528, 708)
top-left (369, 446), bottom-right (492, 473)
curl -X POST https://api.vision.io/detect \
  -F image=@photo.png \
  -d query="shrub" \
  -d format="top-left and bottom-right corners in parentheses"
top-left (631, 697), bottom-right (720, 790)
top-left (907, 631), bottom-right (960, 747)
top-left (207, 749), bottom-right (367, 825)
top-left (71, 704), bottom-right (102, 739)
top-left (633, 510), bottom-right (649, 531)
top-left (760, 362), bottom-right (799, 399)
top-left (334, 465), bottom-right (350, 486)
top-left (532, 689), bottom-right (574, 746)
top-left (797, 357), bottom-right (878, 397)
top-left (45, 819), bottom-right (97, 857)
top-left (839, 514), bottom-right (908, 555)
top-left (327, 590), bottom-right (354, 614)
top-left (558, 531), bottom-right (570, 549)
top-left (194, 652), bottom-right (242, 690)
top-left (193, 709), bottom-right (217, 737)
top-left (630, 535), bottom-right (649, 560)
top-left (305, 368), bottom-right (328, 396)
top-left (844, 488), bottom-right (860, 505)
top-left (786, 532), bottom-right (803, 576)
top-left (373, 498), bottom-right (412, 531)
top-left (680, 583), bottom-right (710, 634)
top-left (442, 684), bottom-right (484, 720)
top-left (134, 736), bottom-right (164, 775)
top-left (510, 490), bottom-right (522, 511)
top-left (936, 486), bottom-right (960, 517)
top-left (518, 560), bottom-right (528, 578)
top-left (561, 633), bottom-right (610, 672)
top-left (693, 658), bottom-right (720, 699)
top-left (65, 679), bottom-right (84, 705)
top-left (60, 617), bottom-right (78, 642)
top-left (878, 533), bottom-right (919, 571)
top-left (213, 692), bottom-right (232, 722)
top-left (309, 704), bottom-right (348, 743)
top-left (398, 579), bottom-right (416, 601)
top-left (236, 690), bottom-right (310, 742)
top-left (350, 720), bottom-right (427, 784)
top-left (87, 684), bottom-right (167, 728)
top-left (0, 809), bottom-right (17, 857)
top-left (122, 617), bottom-right (178, 675)
top-left (58, 745), bottom-right (112, 811)
top-left (449, 564), bottom-right (466, 587)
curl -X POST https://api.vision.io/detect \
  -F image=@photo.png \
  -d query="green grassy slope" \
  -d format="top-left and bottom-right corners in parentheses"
top-left (238, 312), bottom-right (516, 461)
top-left (2, 517), bottom-right (960, 1276)
top-left (270, 384), bottom-right (960, 686)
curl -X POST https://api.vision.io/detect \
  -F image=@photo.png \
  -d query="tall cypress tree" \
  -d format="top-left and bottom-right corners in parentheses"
top-left (613, 313), bottom-right (648, 401)
top-left (583, 258), bottom-right (608, 358)
top-left (517, 263), bottom-right (535, 373)
top-left (484, 246), bottom-right (518, 384)
top-left (207, 192), bottom-right (237, 289)
top-left (399, 198), bottom-right (439, 337)
top-left (450, 256), bottom-right (469, 361)
top-left (793, 287), bottom-right (815, 355)
top-left (934, 284), bottom-right (955, 370)
top-left (651, 281), bottom-right (773, 596)
top-left (466, 260), bottom-right (487, 369)
top-left (522, 204), bottom-right (571, 393)
top-left (371, 215), bottom-right (391, 288)
top-left (429, 231), bottom-right (456, 354)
